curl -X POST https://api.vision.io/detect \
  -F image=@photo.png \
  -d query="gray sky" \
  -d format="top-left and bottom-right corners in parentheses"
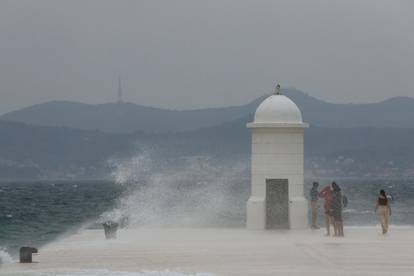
top-left (0, 0), bottom-right (413, 114)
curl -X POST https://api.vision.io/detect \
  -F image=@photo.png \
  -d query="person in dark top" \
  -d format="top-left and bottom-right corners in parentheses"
top-left (375, 189), bottom-right (392, 234)
top-left (331, 182), bottom-right (344, 237)
top-left (342, 194), bottom-right (348, 209)
top-left (310, 182), bottom-right (320, 229)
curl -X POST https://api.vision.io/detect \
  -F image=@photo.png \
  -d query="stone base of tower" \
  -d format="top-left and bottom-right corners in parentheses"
top-left (288, 197), bottom-right (308, 229)
top-left (246, 197), bottom-right (266, 230)
top-left (246, 196), bottom-right (308, 230)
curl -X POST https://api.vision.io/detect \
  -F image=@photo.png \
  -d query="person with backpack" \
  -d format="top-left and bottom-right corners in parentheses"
top-left (331, 182), bottom-right (344, 237)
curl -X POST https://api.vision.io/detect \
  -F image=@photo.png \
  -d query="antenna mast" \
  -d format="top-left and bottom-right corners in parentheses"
top-left (117, 76), bottom-right (123, 103)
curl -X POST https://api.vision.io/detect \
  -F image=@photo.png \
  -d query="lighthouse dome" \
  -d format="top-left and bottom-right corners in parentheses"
top-left (254, 94), bottom-right (303, 124)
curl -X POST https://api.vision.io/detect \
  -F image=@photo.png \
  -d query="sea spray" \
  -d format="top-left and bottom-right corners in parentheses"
top-left (108, 151), bottom-right (153, 185)
top-left (104, 150), bottom-right (414, 228)
top-left (104, 151), bottom-right (249, 227)
top-left (0, 247), bottom-right (13, 265)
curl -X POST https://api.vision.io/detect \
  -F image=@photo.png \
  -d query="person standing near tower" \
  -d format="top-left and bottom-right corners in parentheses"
top-left (375, 189), bottom-right (391, 234)
top-left (331, 182), bottom-right (344, 237)
top-left (310, 182), bottom-right (320, 229)
top-left (319, 184), bottom-right (333, 236)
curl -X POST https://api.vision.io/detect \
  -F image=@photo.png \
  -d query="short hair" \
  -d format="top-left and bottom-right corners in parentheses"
top-left (331, 181), bottom-right (341, 191)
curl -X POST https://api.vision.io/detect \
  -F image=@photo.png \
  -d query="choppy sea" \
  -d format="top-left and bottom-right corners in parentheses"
top-left (1, 179), bottom-right (413, 262)
top-left (0, 181), bottom-right (123, 260)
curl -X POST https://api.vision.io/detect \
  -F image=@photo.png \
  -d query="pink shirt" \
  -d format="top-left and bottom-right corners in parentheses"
top-left (319, 186), bottom-right (332, 211)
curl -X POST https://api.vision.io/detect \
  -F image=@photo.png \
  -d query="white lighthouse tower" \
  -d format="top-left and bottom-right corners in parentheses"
top-left (246, 84), bottom-right (309, 230)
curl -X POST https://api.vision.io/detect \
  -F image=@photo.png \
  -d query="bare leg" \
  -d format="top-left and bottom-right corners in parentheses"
top-left (311, 202), bottom-right (318, 228)
top-left (325, 214), bottom-right (330, 236)
top-left (333, 221), bottom-right (339, 236)
top-left (378, 207), bottom-right (387, 234)
top-left (383, 209), bottom-right (389, 234)
top-left (339, 222), bottom-right (344, 236)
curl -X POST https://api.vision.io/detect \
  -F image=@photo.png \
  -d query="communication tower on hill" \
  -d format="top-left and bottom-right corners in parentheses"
top-left (117, 76), bottom-right (123, 104)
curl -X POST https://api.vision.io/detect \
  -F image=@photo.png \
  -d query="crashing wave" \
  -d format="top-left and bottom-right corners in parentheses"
top-left (0, 247), bottom-right (14, 265)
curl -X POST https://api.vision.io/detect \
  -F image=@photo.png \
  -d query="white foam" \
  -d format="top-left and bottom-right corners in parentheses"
top-left (105, 152), bottom-right (248, 227)
top-left (0, 248), bottom-right (13, 265)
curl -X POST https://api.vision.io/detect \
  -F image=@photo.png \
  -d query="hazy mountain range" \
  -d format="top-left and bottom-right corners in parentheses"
top-left (1, 117), bottom-right (414, 180)
top-left (3, 89), bottom-right (414, 132)
top-left (0, 97), bottom-right (264, 133)
top-left (1, 89), bottom-right (414, 180)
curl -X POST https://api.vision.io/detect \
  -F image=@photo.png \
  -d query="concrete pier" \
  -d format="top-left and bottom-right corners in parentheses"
top-left (2, 226), bottom-right (414, 275)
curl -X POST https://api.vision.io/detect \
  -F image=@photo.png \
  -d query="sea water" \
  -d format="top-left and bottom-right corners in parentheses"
top-left (0, 181), bottom-right (124, 259)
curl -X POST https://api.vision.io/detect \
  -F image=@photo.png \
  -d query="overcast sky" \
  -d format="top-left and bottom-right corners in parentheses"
top-left (0, 0), bottom-right (413, 114)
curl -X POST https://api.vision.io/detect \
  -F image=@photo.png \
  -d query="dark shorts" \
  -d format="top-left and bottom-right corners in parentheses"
top-left (332, 209), bottom-right (342, 222)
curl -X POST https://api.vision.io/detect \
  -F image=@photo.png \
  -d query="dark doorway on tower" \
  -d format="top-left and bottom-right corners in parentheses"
top-left (266, 179), bottom-right (289, 229)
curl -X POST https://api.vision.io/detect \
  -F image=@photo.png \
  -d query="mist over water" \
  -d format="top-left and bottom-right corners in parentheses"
top-left (104, 151), bottom-right (249, 227)
top-left (104, 150), bottom-right (414, 228)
